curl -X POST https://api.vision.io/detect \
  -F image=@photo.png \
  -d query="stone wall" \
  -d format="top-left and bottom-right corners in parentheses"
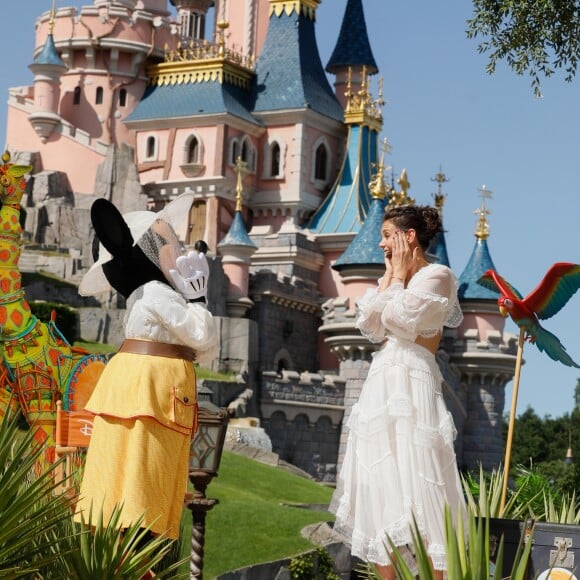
top-left (260, 370), bottom-right (345, 481)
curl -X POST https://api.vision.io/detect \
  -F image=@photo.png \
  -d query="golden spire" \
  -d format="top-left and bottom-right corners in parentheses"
top-left (474, 184), bottom-right (492, 240)
top-left (49, 0), bottom-right (56, 33)
top-left (234, 155), bottom-right (247, 212)
top-left (431, 166), bottom-right (449, 216)
top-left (344, 66), bottom-right (384, 130)
top-left (217, 0), bottom-right (229, 57)
top-left (369, 138), bottom-right (392, 199)
top-left (387, 168), bottom-right (415, 208)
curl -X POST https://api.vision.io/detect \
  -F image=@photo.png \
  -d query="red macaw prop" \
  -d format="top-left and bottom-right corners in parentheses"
top-left (478, 262), bottom-right (580, 368)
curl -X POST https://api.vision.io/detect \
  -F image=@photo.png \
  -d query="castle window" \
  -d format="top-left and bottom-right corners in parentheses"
top-left (146, 136), bottom-right (157, 160)
top-left (240, 136), bottom-right (255, 172)
top-left (95, 86), bottom-right (104, 105)
top-left (73, 86), bottom-right (81, 105)
top-left (187, 136), bottom-right (199, 164)
top-left (314, 143), bottom-right (328, 181)
top-left (270, 142), bottom-right (280, 177)
top-left (119, 88), bottom-right (127, 107)
top-left (241, 139), bottom-right (249, 163)
top-left (230, 139), bottom-right (240, 165)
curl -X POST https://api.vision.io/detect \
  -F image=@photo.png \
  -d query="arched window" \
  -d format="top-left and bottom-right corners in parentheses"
top-left (73, 86), bottom-right (81, 105)
top-left (231, 139), bottom-right (240, 165)
top-left (119, 88), bottom-right (127, 107)
top-left (95, 86), bottom-right (104, 105)
top-left (187, 137), bottom-right (199, 164)
top-left (241, 139), bottom-right (249, 163)
top-left (270, 142), bottom-right (280, 177)
top-left (314, 143), bottom-right (328, 181)
top-left (146, 136), bottom-right (156, 159)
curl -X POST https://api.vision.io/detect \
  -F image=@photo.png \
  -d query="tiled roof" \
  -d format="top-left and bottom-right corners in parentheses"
top-left (252, 9), bottom-right (343, 121)
top-left (32, 33), bottom-right (65, 68)
top-left (126, 79), bottom-right (260, 125)
top-left (307, 124), bottom-right (376, 234)
top-left (458, 238), bottom-right (500, 300)
top-left (326, 0), bottom-right (378, 74)
top-left (332, 196), bottom-right (386, 269)
top-left (218, 211), bottom-right (257, 248)
top-left (428, 231), bottom-right (451, 267)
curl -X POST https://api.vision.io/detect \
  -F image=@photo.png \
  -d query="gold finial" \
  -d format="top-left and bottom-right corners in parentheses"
top-left (387, 168), bottom-right (415, 208)
top-left (431, 166), bottom-right (449, 215)
top-left (474, 184), bottom-right (492, 240)
top-left (217, 0), bottom-right (229, 57)
top-left (369, 138), bottom-right (392, 199)
top-left (344, 66), bottom-right (384, 129)
top-left (49, 0), bottom-right (56, 33)
top-left (234, 155), bottom-right (247, 212)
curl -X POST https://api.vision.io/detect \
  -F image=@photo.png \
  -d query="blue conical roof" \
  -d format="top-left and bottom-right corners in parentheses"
top-left (31, 33), bottom-right (65, 69)
top-left (458, 237), bottom-right (500, 300)
top-left (332, 196), bottom-right (386, 269)
top-left (307, 124), bottom-right (377, 234)
top-left (428, 231), bottom-right (451, 267)
top-left (252, 7), bottom-right (343, 120)
top-left (217, 211), bottom-right (257, 249)
top-left (326, 0), bottom-right (378, 74)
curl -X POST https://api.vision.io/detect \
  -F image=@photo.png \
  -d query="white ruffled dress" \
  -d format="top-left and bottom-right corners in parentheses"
top-left (330, 263), bottom-right (466, 571)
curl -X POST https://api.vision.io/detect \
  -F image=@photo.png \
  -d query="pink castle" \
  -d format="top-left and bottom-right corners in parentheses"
top-left (4, 0), bottom-right (517, 479)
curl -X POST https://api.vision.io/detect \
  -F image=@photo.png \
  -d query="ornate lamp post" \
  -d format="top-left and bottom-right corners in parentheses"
top-left (188, 383), bottom-right (229, 579)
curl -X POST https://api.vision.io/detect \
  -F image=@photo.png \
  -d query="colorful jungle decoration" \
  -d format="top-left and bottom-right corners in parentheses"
top-left (478, 262), bottom-right (580, 513)
top-left (0, 151), bottom-right (106, 466)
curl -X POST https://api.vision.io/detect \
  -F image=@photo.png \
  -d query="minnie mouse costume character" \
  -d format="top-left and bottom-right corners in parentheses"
top-left (74, 194), bottom-right (217, 540)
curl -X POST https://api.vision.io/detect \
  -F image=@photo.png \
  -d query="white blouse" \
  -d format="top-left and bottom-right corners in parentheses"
top-left (356, 263), bottom-right (463, 344)
top-left (124, 280), bottom-right (217, 364)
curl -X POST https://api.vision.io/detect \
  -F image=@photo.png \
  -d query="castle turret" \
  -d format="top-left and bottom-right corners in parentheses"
top-left (27, 9), bottom-right (67, 143)
top-left (428, 169), bottom-right (452, 266)
top-left (217, 157), bottom-right (258, 318)
top-left (450, 186), bottom-right (518, 470)
top-left (170, 0), bottom-right (214, 42)
top-left (326, 0), bottom-right (378, 108)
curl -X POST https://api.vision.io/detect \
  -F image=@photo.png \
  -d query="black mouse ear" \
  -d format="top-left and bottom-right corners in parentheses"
top-left (91, 198), bottom-right (134, 257)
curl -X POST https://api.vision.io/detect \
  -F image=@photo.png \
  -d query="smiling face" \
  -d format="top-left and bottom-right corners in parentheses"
top-left (379, 220), bottom-right (398, 259)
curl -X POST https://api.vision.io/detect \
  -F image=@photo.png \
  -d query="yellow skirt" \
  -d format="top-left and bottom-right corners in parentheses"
top-left (74, 415), bottom-right (190, 539)
top-left (74, 352), bottom-right (197, 539)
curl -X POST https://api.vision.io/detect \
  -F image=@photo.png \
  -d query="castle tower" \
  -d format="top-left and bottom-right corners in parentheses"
top-left (217, 156), bottom-right (257, 318)
top-left (325, 0), bottom-right (378, 108)
top-left (27, 7), bottom-right (67, 143)
top-left (170, 0), bottom-right (214, 42)
top-left (450, 186), bottom-right (518, 469)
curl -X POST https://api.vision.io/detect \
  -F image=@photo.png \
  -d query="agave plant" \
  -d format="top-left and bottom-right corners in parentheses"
top-left (0, 411), bottom-right (189, 578)
top-left (56, 505), bottom-right (189, 579)
top-left (0, 411), bottom-right (74, 577)
top-left (357, 507), bottom-right (533, 579)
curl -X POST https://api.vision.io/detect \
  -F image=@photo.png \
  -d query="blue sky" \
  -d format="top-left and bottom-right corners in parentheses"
top-left (3, 1), bottom-right (580, 422)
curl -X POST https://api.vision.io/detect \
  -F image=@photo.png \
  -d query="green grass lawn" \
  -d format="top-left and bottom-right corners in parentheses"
top-left (179, 451), bottom-right (335, 578)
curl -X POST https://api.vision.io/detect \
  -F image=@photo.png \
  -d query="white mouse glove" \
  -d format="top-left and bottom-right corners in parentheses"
top-left (168, 250), bottom-right (209, 301)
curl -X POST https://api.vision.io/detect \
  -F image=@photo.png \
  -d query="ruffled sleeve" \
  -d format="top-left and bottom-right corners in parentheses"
top-left (356, 265), bottom-right (463, 343)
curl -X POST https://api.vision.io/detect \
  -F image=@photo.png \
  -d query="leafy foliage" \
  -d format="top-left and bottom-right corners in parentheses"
top-left (357, 507), bottom-right (533, 579)
top-left (466, 0), bottom-right (580, 96)
top-left (0, 411), bottom-right (187, 578)
top-left (289, 547), bottom-right (340, 579)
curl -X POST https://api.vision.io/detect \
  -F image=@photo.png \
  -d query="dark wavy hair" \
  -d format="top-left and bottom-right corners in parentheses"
top-left (383, 204), bottom-right (442, 250)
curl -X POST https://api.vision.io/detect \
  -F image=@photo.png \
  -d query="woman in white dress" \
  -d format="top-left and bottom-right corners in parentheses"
top-left (330, 204), bottom-right (466, 579)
